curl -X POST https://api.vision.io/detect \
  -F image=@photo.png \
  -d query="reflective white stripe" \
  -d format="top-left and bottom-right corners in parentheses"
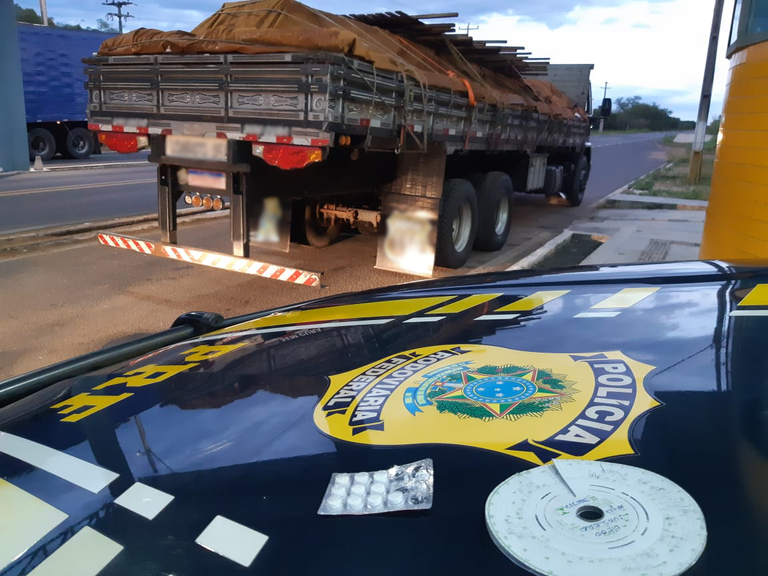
top-left (292, 137), bottom-right (311, 146)
top-left (114, 482), bottom-right (174, 520)
top-left (476, 314), bottom-right (520, 321)
top-left (574, 312), bottom-right (621, 318)
top-left (202, 253), bottom-right (219, 266)
top-left (28, 527), bottom-right (123, 576)
top-left (0, 432), bottom-right (118, 494)
top-left (262, 265), bottom-right (278, 277)
top-left (591, 287), bottom-right (659, 309)
top-left (194, 318), bottom-right (394, 342)
top-left (730, 310), bottom-right (768, 316)
top-left (404, 316), bottom-right (445, 323)
top-left (0, 479), bottom-right (68, 570)
top-left (196, 515), bottom-right (268, 568)
top-left (103, 235), bottom-right (118, 247)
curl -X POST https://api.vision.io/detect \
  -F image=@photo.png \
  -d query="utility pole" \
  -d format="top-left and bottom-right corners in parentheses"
top-left (39, 0), bottom-right (48, 25)
top-left (689, 0), bottom-right (725, 184)
top-left (460, 23), bottom-right (479, 36)
top-left (103, 0), bottom-right (135, 34)
top-left (599, 82), bottom-right (610, 133)
top-left (0, 1), bottom-right (29, 173)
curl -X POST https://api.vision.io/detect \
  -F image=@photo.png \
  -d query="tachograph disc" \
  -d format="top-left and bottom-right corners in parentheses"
top-left (485, 460), bottom-right (706, 576)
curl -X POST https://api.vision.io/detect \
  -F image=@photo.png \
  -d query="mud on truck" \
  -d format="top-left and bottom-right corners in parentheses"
top-left (86, 0), bottom-right (604, 285)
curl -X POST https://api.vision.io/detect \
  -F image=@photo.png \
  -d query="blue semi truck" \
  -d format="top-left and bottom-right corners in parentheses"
top-left (17, 23), bottom-right (113, 161)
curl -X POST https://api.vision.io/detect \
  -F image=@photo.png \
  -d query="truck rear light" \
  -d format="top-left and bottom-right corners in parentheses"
top-left (252, 144), bottom-right (323, 170)
top-left (202, 195), bottom-right (213, 210)
top-left (97, 132), bottom-right (149, 154)
top-left (212, 196), bottom-right (224, 210)
top-left (191, 194), bottom-right (203, 208)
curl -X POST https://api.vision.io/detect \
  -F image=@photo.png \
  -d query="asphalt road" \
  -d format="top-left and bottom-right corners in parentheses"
top-left (0, 132), bottom-right (670, 379)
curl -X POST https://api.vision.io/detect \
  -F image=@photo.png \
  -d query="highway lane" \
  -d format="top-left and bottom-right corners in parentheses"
top-left (0, 132), bottom-right (670, 235)
top-left (0, 135), bottom-right (670, 379)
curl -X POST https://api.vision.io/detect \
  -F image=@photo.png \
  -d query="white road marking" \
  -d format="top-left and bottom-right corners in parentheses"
top-left (196, 515), bottom-right (268, 568)
top-left (0, 479), bottom-right (68, 570)
top-left (0, 432), bottom-right (118, 494)
top-left (404, 316), bottom-right (445, 323)
top-left (476, 314), bottom-right (520, 321)
top-left (729, 310), bottom-right (768, 316)
top-left (114, 482), bottom-right (174, 520)
top-left (0, 179), bottom-right (156, 198)
top-left (28, 527), bottom-right (123, 576)
top-left (574, 311), bottom-right (621, 318)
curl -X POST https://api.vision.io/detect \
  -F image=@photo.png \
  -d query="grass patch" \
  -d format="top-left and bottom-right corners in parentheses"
top-left (625, 141), bottom-right (715, 201)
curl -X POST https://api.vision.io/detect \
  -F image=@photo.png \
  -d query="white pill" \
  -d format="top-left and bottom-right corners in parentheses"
top-left (387, 491), bottom-right (405, 507)
top-left (347, 494), bottom-right (364, 511)
top-left (350, 484), bottom-right (367, 496)
top-left (327, 495), bottom-right (344, 510)
top-left (334, 474), bottom-right (351, 486)
top-left (369, 483), bottom-right (387, 495)
top-left (367, 493), bottom-right (384, 508)
top-left (372, 471), bottom-right (389, 484)
top-left (354, 472), bottom-right (371, 485)
top-left (330, 484), bottom-right (348, 497)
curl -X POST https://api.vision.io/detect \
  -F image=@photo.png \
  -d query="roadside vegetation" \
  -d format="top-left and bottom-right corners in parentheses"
top-left (624, 135), bottom-right (716, 201)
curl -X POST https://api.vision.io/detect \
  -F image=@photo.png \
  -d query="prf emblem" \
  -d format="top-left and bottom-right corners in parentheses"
top-left (313, 345), bottom-right (659, 465)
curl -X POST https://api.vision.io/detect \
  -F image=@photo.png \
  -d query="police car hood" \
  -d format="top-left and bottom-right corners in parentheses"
top-left (1, 260), bottom-right (766, 574)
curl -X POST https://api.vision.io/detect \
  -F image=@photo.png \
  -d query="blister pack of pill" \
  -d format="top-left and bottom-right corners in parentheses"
top-left (317, 459), bottom-right (434, 515)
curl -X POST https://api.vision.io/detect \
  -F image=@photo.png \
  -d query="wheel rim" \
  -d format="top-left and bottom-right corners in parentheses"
top-left (494, 195), bottom-right (509, 236)
top-left (31, 137), bottom-right (47, 154)
top-left (451, 201), bottom-right (472, 252)
top-left (73, 136), bottom-right (88, 154)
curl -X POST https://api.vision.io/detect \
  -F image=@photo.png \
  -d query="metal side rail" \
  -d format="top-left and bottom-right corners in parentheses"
top-left (97, 232), bottom-right (322, 287)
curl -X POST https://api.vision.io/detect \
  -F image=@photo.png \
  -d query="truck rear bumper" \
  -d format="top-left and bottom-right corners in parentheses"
top-left (97, 232), bottom-right (321, 287)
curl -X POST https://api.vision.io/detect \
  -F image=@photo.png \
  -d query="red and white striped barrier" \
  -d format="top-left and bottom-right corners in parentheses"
top-left (97, 233), bottom-right (321, 287)
top-left (98, 233), bottom-right (154, 254)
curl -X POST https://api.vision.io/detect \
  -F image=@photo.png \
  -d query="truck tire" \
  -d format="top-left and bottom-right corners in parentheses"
top-left (472, 171), bottom-right (514, 251)
top-left (565, 155), bottom-right (590, 207)
top-left (28, 128), bottom-right (56, 161)
top-left (436, 179), bottom-right (478, 269)
top-left (304, 203), bottom-right (342, 248)
top-left (64, 127), bottom-right (95, 159)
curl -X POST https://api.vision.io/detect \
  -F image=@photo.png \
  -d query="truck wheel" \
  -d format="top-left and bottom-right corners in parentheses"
top-left (436, 179), bottom-right (478, 269)
top-left (304, 203), bottom-right (342, 248)
top-left (565, 155), bottom-right (590, 207)
top-left (64, 128), bottom-right (95, 159)
top-left (28, 128), bottom-right (56, 161)
top-left (472, 171), bottom-right (514, 251)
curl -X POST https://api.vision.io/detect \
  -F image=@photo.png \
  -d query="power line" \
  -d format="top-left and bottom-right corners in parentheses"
top-left (103, 0), bottom-right (135, 34)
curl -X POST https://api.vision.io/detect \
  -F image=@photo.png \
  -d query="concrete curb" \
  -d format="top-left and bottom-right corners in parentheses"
top-left (0, 209), bottom-right (229, 256)
top-left (505, 229), bottom-right (574, 271)
top-left (43, 161), bottom-right (149, 172)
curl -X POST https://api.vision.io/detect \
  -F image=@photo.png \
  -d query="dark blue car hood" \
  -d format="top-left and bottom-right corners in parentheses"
top-left (1, 260), bottom-right (767, 575)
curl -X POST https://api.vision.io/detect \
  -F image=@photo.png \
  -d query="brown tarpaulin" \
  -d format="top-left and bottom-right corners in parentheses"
top-left (98, 0), bottom-right (584, 119)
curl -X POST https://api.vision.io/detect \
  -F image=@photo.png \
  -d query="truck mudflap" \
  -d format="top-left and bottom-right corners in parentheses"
top-left (97, 232), bottom-right (321, 287)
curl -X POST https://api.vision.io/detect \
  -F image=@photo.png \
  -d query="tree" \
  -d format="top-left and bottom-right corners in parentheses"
top-left (15, 3), bottom-right (43, 24)
top-left (605, 95), bottom-right (683, 132)
top-left (96, 18), bottom-right (119, 32)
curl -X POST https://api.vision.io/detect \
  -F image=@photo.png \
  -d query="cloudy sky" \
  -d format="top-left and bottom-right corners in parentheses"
top-left (20, 0), bottom-right (735, 120)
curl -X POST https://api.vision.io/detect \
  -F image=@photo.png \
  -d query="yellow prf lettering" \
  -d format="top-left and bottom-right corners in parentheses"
top-left (93, 363), bottom-right (199, 390)
top-left (52, 392), bottom-right (134, 422)
top-left (181, 344), bottom-right (246, 362)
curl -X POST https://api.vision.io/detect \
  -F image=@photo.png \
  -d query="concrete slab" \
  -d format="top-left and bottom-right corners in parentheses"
top-left (667, 243), bottom-right (701, 261)
top-left (611, 194), bottom-right (708, 209)
top-left (673, 132), bottom-right (713, 143)
top-left (581, 227), bottom-right (639, 265)
top-left (591, 209), bottom-right (706, 222)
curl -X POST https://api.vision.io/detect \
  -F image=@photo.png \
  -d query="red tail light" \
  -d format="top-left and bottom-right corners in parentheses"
top-left (97, 132), bottom-right (149, 154)
top-left (252, 144), bottom-right (323, 170)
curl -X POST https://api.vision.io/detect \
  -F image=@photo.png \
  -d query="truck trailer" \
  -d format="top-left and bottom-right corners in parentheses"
top-left (18, 24), bottom-right (113, 161)
top-left (86, 0), bottom-right (605, 283)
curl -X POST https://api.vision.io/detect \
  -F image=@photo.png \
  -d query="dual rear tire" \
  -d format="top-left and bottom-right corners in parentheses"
top-left (435, 172), bottom-right (514, 268)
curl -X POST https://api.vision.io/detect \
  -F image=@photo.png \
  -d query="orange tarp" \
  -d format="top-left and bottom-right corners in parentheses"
top-left (98, 0), bottom-right (584, 119)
